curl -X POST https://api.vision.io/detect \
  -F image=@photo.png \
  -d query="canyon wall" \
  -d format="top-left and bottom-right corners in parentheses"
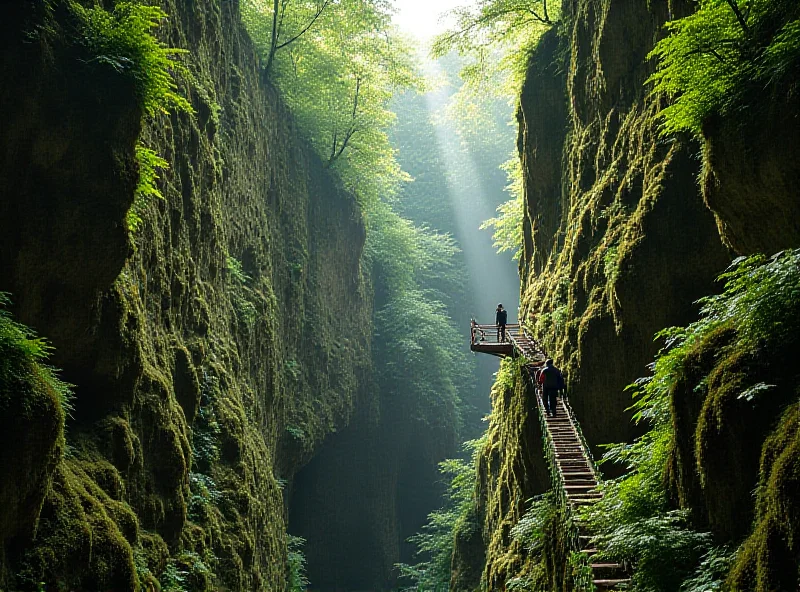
top-left (453, 0), bottom-right (799, 588)
top-left (0, 0), bottom-right (372, 589)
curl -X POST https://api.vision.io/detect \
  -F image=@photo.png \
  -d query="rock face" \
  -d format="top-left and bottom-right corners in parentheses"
top-left (450, 362), bottom-right (549, 591)
top-left (454, 0), bottom-right (731, 584)
top-left (702, 96), bottom-right (800, 254)
top-left (0, 1), bottom-right (371, 589)
top-left (519, 0), bottom-right (729, 457)
top-left (455, 0), bottom-right (800, 588)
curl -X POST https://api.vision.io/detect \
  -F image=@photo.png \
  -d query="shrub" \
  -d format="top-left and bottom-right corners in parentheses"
top-left (649, 0), bottom-right (800, 136)
top-left (0, 292), bottom-right (72, 414)
top-left (71, 1), bottom-right (194, 231)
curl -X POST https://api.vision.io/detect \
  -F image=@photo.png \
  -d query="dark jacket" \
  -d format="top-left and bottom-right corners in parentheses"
top-left (496, 309), bottom-right (507, 325)
top-left (538, 365), bottom-right (565, 390)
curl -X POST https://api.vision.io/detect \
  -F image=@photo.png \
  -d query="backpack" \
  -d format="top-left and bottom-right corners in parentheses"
top-left (542, 366), bottom-right (563, 389)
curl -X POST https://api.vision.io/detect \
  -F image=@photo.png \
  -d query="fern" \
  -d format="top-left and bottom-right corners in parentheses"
top-left (72, 1), bottom-right (192, 117)
top-left (71, 1), bottom-right (194, 232)
top-left (0, 292), bottom-right (73, 415)
top-left (287, 535), bottom-right (309, 592)
top-left (127, 142), bottom-right (168, 231)
top-left (649, 0), bottom-right (800, 136)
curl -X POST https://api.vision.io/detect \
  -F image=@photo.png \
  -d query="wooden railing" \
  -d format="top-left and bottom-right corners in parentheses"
top-left (471, 320), bottom-right (630, 590)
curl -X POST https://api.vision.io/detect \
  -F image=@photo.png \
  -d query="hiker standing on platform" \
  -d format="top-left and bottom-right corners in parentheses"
top-left (538, 359), bottom-right (565, 418)
top-left (495, 304), bottom-right (507, 342)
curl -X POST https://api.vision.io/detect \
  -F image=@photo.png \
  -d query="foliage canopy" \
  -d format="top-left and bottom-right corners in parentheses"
top-left (432, 0), bottom-right (556, 94)
top-left (242, 0), bottom-right (418, 206)
top-left (649, 0), bottom-right (800, 136)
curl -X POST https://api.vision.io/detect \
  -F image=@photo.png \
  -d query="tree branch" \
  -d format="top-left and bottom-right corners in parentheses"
top-left (328, 77), bottom-right (361, 166)
top-left (276, 0), bottom-right (332, 50)
top-left (723, 0), bottom-right (749, 33)
top-left (265, 0), bottom-right (280, 73)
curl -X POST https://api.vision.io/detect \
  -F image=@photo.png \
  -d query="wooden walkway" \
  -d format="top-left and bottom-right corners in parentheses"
top-left (472, 321), bottom-right (630, 590)
top-left (469, 323), bottom-right (547, 361)
top-left (532, 382), bottom-right (629, 590)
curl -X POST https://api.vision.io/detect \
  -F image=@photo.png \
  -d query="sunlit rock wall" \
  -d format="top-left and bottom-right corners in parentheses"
top-left (0, 0), bottom-right (371, 589)
top-left (453, 0), bottom-right (732, 586)
top-left (518, 0), bottom-right (729, 456)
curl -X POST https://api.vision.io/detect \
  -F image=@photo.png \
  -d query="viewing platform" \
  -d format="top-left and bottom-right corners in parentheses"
top-left (468, 319), bottom-right (630, 590)
top-left (469, 322), bottom-right (547, 363)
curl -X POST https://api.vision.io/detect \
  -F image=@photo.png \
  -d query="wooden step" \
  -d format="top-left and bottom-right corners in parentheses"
top-left (569, 493), bottom-right (603, 501)
top-left (562, 480), bottom-right (597, 487)
top-left (593, 578), bottom-right (631, 590)
top-left (591, 563), bottom-right (626, 579)
top-left (564, 484), bottom-right (598, 492)
top-left (570, 498), bottom-right (603, 505)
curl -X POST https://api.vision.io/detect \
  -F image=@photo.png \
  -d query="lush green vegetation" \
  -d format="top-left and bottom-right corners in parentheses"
top-left (287, 535), bottom-right (310, 592)
top-left (368, 200), bottom-right (472, 434)
top-left (0, 293), bottom-right (72, 414)
top-left (480, 178), bottom-right (524, 261)
top-left (129, 143), bottom-right (169, 231)
top-left (425, 0), bottom-right (556, 262)
top-left (396, 439), bottom-right (484, 591)
top-left (581, 249), bottom-right (800, 590)
top-left (242, 0), bottom-right (417, 207)
top-left (71, 1), bottom-right (191, 116)
top-left (397, 360), bottom-right (520, 591)
top-left (432, 0), bottom-right (556, 92)
top-left (649, 0), bottom-right (800, 136)
top-left (71, 0), bottom-right (192, 231)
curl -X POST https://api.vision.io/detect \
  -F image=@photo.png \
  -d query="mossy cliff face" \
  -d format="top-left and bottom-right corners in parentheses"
top-left (518, 0), bottom-right (729, 456)
top-left (458, 1), bottom-right (800, 588)
top-left (0, 1), bottom-right (370, 590)
top-left (702, 91), bottom-right (800, 255)
top-left (665, 278), bottom-right (800, 590)
top-left (450, 362), bottom-right (549, 591)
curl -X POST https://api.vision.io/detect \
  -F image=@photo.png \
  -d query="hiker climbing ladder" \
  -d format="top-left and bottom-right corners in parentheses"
top-left (471, 320), bottom-right (631, 590)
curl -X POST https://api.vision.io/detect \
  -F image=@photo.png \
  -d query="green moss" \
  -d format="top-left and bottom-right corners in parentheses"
top-left (0, 295), bottom-right (67, 578)
top-left (3, 0), bottom-right (373, 588)
top-left (580, 251), bottom-right (800, 588)
top-left (728, 402), bottom-right (800, 591)
top-left (447, 359), bottom-right (553, 590)
top-left (13, 463), bottom-right (138, 591)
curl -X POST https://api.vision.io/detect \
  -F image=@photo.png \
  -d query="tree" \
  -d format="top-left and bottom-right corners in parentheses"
top-left (241, 0), bottom-right (333, 74)
top-left (242, 0), bottom-right (418, 206)
top-left (431, 0), bottom-right (556, 92)
top-left (648, 0), bottom-right (800, 136)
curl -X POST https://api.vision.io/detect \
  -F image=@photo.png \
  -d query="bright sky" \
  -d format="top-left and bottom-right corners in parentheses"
top-left (392, 0), bottom-right (467, 41)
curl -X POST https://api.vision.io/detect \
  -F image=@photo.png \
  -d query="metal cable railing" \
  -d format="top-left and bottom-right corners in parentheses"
top-left (470, 321), bottom-right (627, 590)
top-left (521, 364), bottom-right (595, 591)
